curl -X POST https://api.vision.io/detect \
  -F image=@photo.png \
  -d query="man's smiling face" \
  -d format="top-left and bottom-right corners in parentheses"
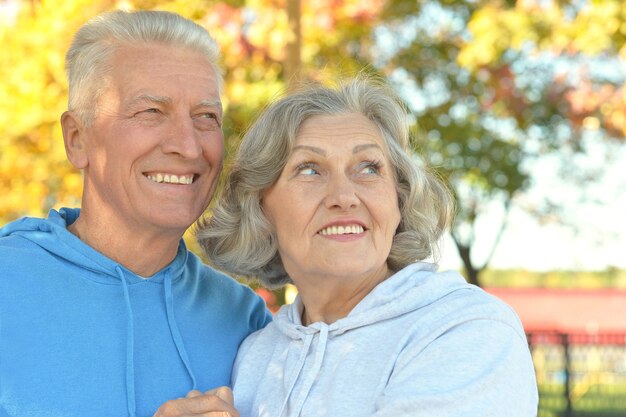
top-left (80, 42), bottom-right (224, 236)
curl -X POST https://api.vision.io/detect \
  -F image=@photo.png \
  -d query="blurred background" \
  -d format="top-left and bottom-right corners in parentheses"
top-left (1, 0), bottom-right (625, 415)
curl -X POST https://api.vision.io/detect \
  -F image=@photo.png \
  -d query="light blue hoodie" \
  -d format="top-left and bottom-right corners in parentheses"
top-left (233, 262), bottom-right (538, 417)
top-left (0, 208), bottom-right (272, 417)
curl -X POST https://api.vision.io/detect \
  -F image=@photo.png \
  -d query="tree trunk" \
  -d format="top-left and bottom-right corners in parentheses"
top-left (456, 243), bottom-right (482, 287)
top-left (285, 0), bottom-right (301, 90)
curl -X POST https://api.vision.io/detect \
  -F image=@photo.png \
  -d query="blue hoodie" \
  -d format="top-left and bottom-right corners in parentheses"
top-left (0, 208), bottom-right (272, 417)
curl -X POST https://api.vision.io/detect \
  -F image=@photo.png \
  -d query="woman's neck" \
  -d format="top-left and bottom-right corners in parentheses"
top-left (296, 265), bottom-right (394, 325)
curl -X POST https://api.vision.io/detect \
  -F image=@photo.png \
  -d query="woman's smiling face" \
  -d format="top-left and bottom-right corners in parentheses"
top-left (261, 112), bottom-right (401, 286)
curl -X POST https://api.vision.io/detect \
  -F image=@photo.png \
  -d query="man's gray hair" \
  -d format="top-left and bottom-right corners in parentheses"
top-left (65, 10), bottom-right (222, 125)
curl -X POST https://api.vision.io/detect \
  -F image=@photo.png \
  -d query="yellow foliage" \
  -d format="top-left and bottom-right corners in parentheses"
top-left (0, 0), bottom-right (114, 225)
top-left (460, 1), bottom-right (626, 71)
top-left (458, 6), bottom-right (509, 70)
top-left (0, 0), bottom-right (380, 228)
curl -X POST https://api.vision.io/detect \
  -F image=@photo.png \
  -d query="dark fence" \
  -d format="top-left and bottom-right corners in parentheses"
top-left (527, 331), bottom-right (626, 417)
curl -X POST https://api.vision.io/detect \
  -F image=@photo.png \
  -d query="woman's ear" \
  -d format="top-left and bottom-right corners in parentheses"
top-left (61, 111), bottom-right (88, 169)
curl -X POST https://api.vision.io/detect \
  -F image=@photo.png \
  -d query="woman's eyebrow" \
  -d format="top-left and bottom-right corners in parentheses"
top-left (292, 145), bottom-right (326, 156)
top-left (353, 143), bottom-right (382, 154)
top-left (292, 143), bottom-right (383, 156)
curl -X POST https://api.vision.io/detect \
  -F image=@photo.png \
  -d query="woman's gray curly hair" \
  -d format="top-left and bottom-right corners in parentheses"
top-left (196, 77), bottom-right (454, 288)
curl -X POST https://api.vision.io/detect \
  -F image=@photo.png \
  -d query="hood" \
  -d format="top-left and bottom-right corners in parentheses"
top-left (267, 262), bottom-right (471, 417)
top-left (0, 207), bottom-right (188, 283)
top-left (273, 262), bottom-right (467, 338)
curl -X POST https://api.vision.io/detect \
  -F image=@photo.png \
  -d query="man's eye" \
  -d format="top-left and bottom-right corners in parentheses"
top-left (193, 112), bottom-right (221, 130)
top-left (193, 111), bottom-right (219, 122)
top-left (133, 108), bottom-right (162, 120)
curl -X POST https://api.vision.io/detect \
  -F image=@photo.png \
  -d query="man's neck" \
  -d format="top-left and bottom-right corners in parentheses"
top-left (67, 214), bottom-right (182, 277)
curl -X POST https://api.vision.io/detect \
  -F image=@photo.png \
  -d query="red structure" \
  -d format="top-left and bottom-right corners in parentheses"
top-left (486, 288), bottom-right (626, 335)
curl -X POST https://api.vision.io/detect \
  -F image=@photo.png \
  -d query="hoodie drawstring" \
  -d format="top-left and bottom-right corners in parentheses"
top-left (277, 332), bottom-right (314, 417)
top-left (277, 325), bottom-right (330, 417)
top-left (289, 325), bottom-right (329, 415)
top-left (115, 267), bottom-right (197, 417)
top-left (164, 273), bottom-right (198, 389)
top-left (116, 266), bottom-right (136, 417)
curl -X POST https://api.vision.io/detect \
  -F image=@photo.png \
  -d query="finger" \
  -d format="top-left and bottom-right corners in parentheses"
top-left (186, 390), bottom-right (203, 398)
top-left (153, 393), bottom-right (238, 417)
top-left (204, 386), bottom-right (234, 405)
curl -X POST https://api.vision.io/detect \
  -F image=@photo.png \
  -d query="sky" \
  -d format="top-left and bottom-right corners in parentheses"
top-left (0, 0), bottom-right (18, 24)
top-left (438, 139), bottom-right (626, 272)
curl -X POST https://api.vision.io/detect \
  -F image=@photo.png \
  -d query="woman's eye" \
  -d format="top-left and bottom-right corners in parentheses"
top-left (300, 167), bottom-right (318, 176)
top-left (359, 161), bottom-right (382, 175)
top-left (295, 164), bottom-right (319, 176)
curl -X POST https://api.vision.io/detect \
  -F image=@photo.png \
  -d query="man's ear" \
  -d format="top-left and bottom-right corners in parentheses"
top-left (61, 111), bottom-right (88, 169)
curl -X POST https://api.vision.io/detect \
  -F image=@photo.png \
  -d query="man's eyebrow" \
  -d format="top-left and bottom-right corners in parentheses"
top-left (292, 145), bottom-right (326, 156)
top-left (195, 99), bottom-right (223, 117)
top-left (197, 99), bottom-right (222, 108)
top-left (130, 94), bottom-right (172, 106)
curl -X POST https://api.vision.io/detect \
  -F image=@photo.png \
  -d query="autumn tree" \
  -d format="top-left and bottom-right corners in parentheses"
top-left (372, 0), bottom-right (626, 285)
top-left (0, 0), bottom-right (383, 227)
top-left (0, 0), bottom-right (116, 224)
top-left (3, 0), bottom-right (625, 288)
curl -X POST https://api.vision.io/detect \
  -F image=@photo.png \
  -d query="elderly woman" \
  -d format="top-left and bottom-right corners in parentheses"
top-left (196, 78), bottom-right (538, 417)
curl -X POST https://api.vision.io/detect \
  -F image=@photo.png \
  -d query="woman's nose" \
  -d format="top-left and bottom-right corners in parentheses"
top-left (324, 174), bottom-right (360, 210)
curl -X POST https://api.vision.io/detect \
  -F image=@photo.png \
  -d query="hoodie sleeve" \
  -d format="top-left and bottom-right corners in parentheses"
top-left (372, 317), bottom-right (538, 417)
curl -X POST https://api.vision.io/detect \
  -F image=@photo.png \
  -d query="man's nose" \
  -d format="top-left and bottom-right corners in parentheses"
top-left (161, 115), bottom-right (203, 159)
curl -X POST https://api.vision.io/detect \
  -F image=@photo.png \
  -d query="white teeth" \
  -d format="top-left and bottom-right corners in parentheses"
top-left (146, 173), bottom-right (194, 185)
top-left (319, 225), bottom-right (364, 236)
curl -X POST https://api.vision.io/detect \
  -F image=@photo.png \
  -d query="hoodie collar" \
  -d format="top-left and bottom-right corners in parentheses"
top-left (0, 208), bottom-right (188, 285)
top-left (273, 262), bottom-right (450, 339)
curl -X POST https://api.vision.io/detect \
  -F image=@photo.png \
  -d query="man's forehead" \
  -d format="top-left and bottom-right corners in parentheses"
top-left (108, 44), bottom-right (221, 100)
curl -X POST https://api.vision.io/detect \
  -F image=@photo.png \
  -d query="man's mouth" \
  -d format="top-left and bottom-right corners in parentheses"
top-left (145, 173), bottom-right (196, 185)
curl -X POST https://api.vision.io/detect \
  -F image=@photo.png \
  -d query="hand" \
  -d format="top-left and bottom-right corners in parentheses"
top-left (153, 386), bottom-right (240, 417)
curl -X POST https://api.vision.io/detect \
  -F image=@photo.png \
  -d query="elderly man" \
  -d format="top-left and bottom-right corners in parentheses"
top-left (0, 10), bottom-right (270, 417)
